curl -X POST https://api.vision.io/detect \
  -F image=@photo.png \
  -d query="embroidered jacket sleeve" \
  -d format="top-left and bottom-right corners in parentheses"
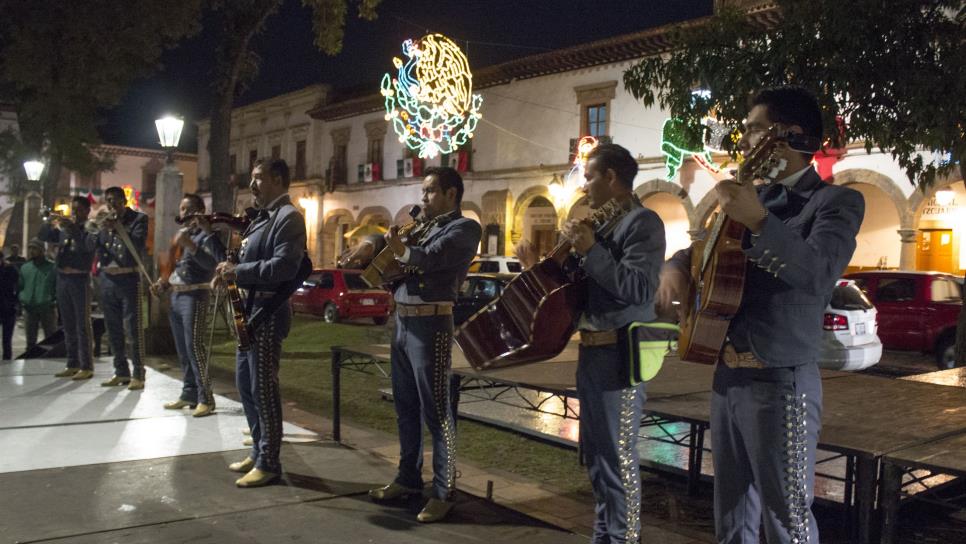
top-left (234, 208), bottom-right (306, 285)
top-left (743, 188), bottom-right (864, 295)
top-left (581, 209), bottom-right (665, 305)
top-left (405, 219), bottom-right (482, 273)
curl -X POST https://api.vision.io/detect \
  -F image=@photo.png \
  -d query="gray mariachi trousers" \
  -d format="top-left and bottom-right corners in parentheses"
top-left (236, 301), bottom-right (291, 474)
top-left (711, 362), bottom-right (822, 544)
top-left (390, 313), bottom-right (458, 500)
top-left (169, 290), bottom-right (213, 405)
top-left (576, 344), bottom-right (646, 544)
top-left (100, 272), bottom-right (145, 380)
top-left (57, 273), bottom-right (94, 371)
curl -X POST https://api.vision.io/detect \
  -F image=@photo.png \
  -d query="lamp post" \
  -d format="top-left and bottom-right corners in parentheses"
top-left (21, 159), bottom-right (45, 251)
top-left (150, 115), bottom-right (186, 353)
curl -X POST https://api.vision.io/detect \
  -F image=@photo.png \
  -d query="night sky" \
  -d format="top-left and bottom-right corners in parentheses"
top-left (99, 0), bottom-right (713, 153)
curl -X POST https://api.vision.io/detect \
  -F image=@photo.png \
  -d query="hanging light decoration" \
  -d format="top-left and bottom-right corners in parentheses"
top-left (381, 33), bottom-right (483, 159)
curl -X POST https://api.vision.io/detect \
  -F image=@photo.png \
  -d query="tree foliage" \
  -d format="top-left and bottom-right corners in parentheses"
top-left (623, 0), bottom-right (966, 188)
top-left (205, 0), bottom-right (380, 213)
top-left (0, 0), bottom-right (202, 202)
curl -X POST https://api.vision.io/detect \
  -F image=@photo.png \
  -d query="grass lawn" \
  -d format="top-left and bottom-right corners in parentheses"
top-left (206, 313), bottom-right (594, 497)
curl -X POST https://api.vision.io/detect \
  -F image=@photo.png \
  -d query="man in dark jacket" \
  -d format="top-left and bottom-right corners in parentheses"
top-left (39, 196), bottom-right (97, 379)
top-left (96, 186), bottom-right (149, 390)
top-left (367, 167), bottom-right (482, 523)
top-left (658, 86), bottom-right (865, 544)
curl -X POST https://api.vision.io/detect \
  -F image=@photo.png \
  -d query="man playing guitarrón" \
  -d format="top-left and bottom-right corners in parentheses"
top-left (658, 86), bottom-right (865, 544)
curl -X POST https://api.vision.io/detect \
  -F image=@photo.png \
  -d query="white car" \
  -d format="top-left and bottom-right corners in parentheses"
top-left (468, 256), bottom-right (522, 274)
top-left (818, 279), bottom-right (882, 371)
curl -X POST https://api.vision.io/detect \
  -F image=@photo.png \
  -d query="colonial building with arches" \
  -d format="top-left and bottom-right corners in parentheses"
top-left (198, 21), bottom-right (965, 278)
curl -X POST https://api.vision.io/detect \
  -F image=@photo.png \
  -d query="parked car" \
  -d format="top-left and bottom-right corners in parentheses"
top-left (453, 273), bottom-right (516, 326)
top-left (291, 269), bottom-right (391, 324)
top-left (818, 279), bottom-right (882, 371)
top-left (468, 256), bottom-right (522, 274)
top-left (843, 270), bottom-right (962, 368)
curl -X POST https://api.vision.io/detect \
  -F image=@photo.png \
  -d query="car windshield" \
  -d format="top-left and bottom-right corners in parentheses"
top-left (302, 274), bottom-right (321, 288)
top-left (343, 273), bottom-right (369, 291)
top-left (830, 284), bottom-right (874, 311)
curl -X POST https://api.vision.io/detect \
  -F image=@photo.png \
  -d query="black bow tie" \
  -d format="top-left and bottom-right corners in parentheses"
top-left (759, 183), bottom-right (790, 213)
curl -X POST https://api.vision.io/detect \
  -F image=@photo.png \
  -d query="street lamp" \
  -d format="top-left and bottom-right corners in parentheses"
top-left (155, 115), bottom-right (184, 162)
top-left (23, 160), bottom-right (45, 182)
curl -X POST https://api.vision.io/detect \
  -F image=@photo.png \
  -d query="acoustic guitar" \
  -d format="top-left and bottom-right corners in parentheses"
top-left (677, 126), bottom-right (790, 363)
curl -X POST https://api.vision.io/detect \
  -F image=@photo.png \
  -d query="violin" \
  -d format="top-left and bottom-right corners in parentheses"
top-left (176, 209), bottom-right (255, 231)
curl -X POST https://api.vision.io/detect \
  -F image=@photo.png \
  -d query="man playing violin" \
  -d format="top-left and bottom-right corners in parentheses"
top-left (214, 158), bottom-right (306, 488)
top-left (657, 86), bottom-right (864, 544)
top-left (38, 195), bottom-right (97, 380)
top-left (519, 143), bottom-right (665, 544)
top-left (151, 193), bottom-right (225, 417)
top-left (367, 167), bottom-right (481, 523)
top-left (96, 186), bottom-right (149, 390)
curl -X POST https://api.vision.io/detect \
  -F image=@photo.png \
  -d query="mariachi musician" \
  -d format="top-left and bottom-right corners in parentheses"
top-left (367, 166), bottom-right (481, 524)
top-left (657, 86), bottom-right (864, 543)
top-left (38, 196), bottom-right (97, 380)
top-left (96, 186), bottom-right (150, 390)
top-left (214, 158), bottom-right (306, 488)
top-left (517, 143), bottom-right (665, 544)
top-left (150, 193), bottom-right (225, 417)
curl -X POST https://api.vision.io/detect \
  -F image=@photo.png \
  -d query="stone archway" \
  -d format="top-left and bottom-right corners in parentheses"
top-left (322, 208), bottom-right (355, 267)
top-left (832, 169), bottom-right (907, 270)
top-left (635, 178), bottom-right (702, 246)
top-left (356, 206), bottom-right (392, 229)
top-left (511, 185), bottom-right (556, 246)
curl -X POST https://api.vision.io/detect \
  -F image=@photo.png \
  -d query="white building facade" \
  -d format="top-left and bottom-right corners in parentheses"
top-left (198, 27), bottom-right (965, 277)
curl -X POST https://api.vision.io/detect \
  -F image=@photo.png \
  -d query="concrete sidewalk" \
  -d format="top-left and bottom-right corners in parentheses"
top-left (0, 350), bottom-right (708, 544)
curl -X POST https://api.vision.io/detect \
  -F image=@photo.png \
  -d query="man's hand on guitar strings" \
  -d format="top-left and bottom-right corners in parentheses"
top-left (714, 179), bottom-right (768, 234)
top-left (385, 226), bottom-right (407, 258)
top-left (561, 220), bottom-right (595, 256)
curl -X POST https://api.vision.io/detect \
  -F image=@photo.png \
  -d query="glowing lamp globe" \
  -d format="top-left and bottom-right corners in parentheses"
top-left (155, 115), bottom-right (184, 149)
top-left (23, 160), bottom-right (45, 181)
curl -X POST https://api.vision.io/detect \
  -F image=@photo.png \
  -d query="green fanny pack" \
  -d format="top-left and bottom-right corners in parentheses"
top-left (617, 321), bottom-right (680, 386)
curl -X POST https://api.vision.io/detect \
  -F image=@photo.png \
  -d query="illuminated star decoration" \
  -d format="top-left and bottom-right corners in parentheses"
top-left (381, 34), bottom-right (483, 159)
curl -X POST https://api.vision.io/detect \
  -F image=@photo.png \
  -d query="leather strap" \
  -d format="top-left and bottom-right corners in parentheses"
top-left (170, 283), bottom-right (211, 293)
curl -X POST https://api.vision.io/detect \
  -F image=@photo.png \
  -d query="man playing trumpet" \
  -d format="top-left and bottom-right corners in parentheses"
top-left (38, 196), bottom-right (97, 380)
top-left (96, 186), bottom-right (149, 390)
top-left (151, 193), bottom-right (225, 417)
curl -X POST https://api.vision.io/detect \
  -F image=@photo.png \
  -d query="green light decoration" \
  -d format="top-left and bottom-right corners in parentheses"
top-left (660, 117), bottom-right (723, 179)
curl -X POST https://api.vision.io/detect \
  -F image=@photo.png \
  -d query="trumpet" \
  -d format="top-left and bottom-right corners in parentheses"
top-left (84, 209), bottom-right (119, 234)
top-left (40, 206), bottom-right (72, 223)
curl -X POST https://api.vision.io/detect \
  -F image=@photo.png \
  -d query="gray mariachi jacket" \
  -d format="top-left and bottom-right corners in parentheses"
top-left (96, 208), bottom-right (148, 271)
top-left (235, 195), bottom-right (306, 296)
top-left (396, 210), bottom-right (482, 303)
top-left (37, 221), bottom-right (96, 273)
top-left (668, 168), bottom-right (865, 367)
top-left (580, 201), bottom-right (666, 331)
top-left (173, 229), bottom-right (227, 285)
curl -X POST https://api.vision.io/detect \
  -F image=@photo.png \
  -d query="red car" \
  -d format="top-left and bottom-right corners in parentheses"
top-left (843, 271), bottom-right (962, 368)
top-left (291, 269), bottom-right (391, 325)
